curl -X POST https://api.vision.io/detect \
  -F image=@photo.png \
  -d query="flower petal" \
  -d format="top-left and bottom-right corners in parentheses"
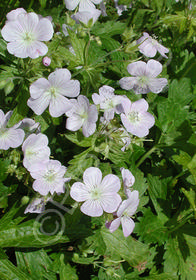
top-left (0, 128), bottom-right (24, 150)
top-left (127, 61), bottom-right (147, 76)
top-left (119, 77), bottom-right (137, 91)
top-left (131, 99), bottom-right (149, 112)
top-left (35, 18), bottom-right (54, 41)
top-left (139, 41), bottom-right (157, 57)
top-left (121, 216), bottom-right (135, 237)
top-left (27, 93), bottom-right (50, 115)
top-left (100, 193), bottom-right (122, 213)
top-left (108, 217), bottom-right (121, 233)
top-left (32, 179), bottom-right (50, 195)
top-left (27, 41), bottom-right (48, 58)
top-left (100, 174), bottom-right (121, 193)
top-left (83, 167), bottom-right (102, 189)
top-left (148, 78), bottom-right (168, 94)
top-left (146, 59), bottom-right (163, 77)
top-left (64, 0), bottom-right (80, 10)
top-left (70, 182), bottom-right (91, 202)
top-left (80, 199), bottom-right (103, 217)
top-left (66, 116), bottom-right (83, 131)
top-left (82, 121), bottom-right (96, 137)
top-left (88, 104), bottom-right (98, 123)
top-left (48, 69), bottom-right (71, 86)
top-left (30, 78), bottom-right (50, 99)
top-left (49, 95), bottom-right (72, 117)
top-left (58, 80), bottom-right (80, 98)
top-left (7, 41), bottom-right (29, 58)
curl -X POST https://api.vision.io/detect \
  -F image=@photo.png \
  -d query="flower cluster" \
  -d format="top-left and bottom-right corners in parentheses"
top-left (22, 133), bottom-right (70, 197)
top-left (0, 4), bottom-right (170, 238)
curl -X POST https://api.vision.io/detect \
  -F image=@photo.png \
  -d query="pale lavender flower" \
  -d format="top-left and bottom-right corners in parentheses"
top-left (120, 98), bottom-right (155, 138)
top-left (1, 11), bottom-right (54, 59)
top-left (24, 196), bottom-right (51, 214)
top-left (42, 56), bottom-right (51, 66)
top-left (92, 85), bottom-right (125, 121)
top-left (72, 9), bottom-right (101, 26)
top-left (108, 190), bottom-right (139, 237)
top-left (0, 109), bottom-right (25, 150)
top-left (66, 95), bottom-right (98, 137)
top-left (64, 0), bottom-right (102, 11)
top-left (137, 32), bottom-right (169, 58)
top-left (70, 167), bottom-right (122, 217)
top-left (22, 133), bottom-right (50, 170)
top-left (14, 118), bottom-right (40, 137)
top-left (28, 68), bottom-right (80, 117)
top-left (120, 167), bottom-right (135, 195)
top-left (119, 60), bottom-right (168, 94)
top-left (29, 160), bottom-right (70, 196)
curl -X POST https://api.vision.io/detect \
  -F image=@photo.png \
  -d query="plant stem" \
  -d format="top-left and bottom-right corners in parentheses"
top-left (136, 145), bottom-right (158, 168)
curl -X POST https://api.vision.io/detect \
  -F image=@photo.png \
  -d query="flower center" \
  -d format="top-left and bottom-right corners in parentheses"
top-left (50, 87), bottom-right (57, 97)
top-left (128, 111), bottom-right (140, 123)
top-left (80, 111), bottom-right (88, 120)
top-left (138, 75), bottom-right (148, 86)
top-left (0, 128), bottom-right (9, 138)
top-left (91, 187), bottom-right (102, 200)
top-left (44, 169), bottom-right (56, 182)
top-left (23, 32), bottom-right (34, 44)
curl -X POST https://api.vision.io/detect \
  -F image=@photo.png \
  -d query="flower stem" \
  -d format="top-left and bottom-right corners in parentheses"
top-left (136, 145), bottom-right (158, 168)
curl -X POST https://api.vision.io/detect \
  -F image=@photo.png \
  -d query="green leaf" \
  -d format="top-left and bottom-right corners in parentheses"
top-left (92, 21), bottom-right (126, 37)
top-left (135, 209), bottom-right (168, 244)
top-left (147, 174), bottom-right (169, 218)
top-left (68, 29), bottom-right (85, 65)
top-left (15, 249), bottom-right (57, 280)
top-left (100, 227), bottom-right (150, 268)
top-left (0, 159), bottom-right (10, 181)
top-left (0, 220), bottom-right (70, 248)
top-left (164, 234), bottom-right (196, 280)
top-left (59, 254), bottom-right (78, 280)
top-left (0, 259), bottom-right (33, 280)
top-left (65, 131), bottom-right (96, 147)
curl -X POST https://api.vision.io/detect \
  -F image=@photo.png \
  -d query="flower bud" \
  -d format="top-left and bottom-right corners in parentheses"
top-left (21, 196), bottom-right (30, 206)
top-left (42, 56), bottom-right (51, 67)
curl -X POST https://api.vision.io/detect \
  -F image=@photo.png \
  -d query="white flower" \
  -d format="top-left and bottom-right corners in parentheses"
top-left (137, 32), bottom-right (169, 58)
top-left (24, 196), bottom-right (51, 214)
top-left (120, 98), bottom-right (155, 138)
top-left (70, 167), bottom-right (122, 217)
top-left (119, 60), bottom-right (168, 94)
top-left (14, 118), bottom-right (40, 137)
top-left (120, 167), bottom-right (135, 189)
top-left (108, 190), bottom-right (139, 237)
top-left (27, 68), bottom-right (80, 117)
top-left (66, 95), bottom-right (98, 137)
top-left (22, 133), bottom-right (50, 170)
top-left (29, 160), bottom-right (70, 196)
top-left (92, 85), bottom-right (125, 121)
top-left (72, 9), bottom-right (101, 26)
top-left (64, 0), bottom-right (102, 11)
top-left (1, 11), bottom-right (54, 59)
top-left (0, 109), bottom-right (25, 150)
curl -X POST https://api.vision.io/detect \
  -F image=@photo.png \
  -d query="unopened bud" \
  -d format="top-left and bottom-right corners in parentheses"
top-left (21, 196), bottom-right (30, 206)
top-left (42, 56), bottom-right (51, 67)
